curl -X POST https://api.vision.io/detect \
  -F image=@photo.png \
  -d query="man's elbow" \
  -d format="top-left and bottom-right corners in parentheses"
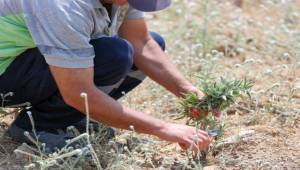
top-left (62, 94), bottom-right (78, 108)
top-left (59, 92), bottom-right (80, 110)
top-left (49, 66), bottom-right (96, 110)
top-left (60, 87), bottom-right (95, 111)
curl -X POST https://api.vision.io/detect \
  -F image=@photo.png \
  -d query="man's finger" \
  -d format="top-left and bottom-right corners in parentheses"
top-left (189, 140), bottom-right (200, 152)
top-left (197, 134), bottom-right (211, 148)
top-left (196, 91), bottom-right (205, 101)
top-left (198, 130), bottom-right (210, 138)
top-left (190, 133), bottom-right (210, 150)
top-left (182, 139), bottom-right (200, 152)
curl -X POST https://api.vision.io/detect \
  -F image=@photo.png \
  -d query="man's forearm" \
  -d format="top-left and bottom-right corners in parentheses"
top-left (72, 86), bottom-right (166, 135)
top-left (89, 87), bottom-right (165, 135)
top-left (133, 38), bottom-right (193, 97)
top-left (118, 19), bottom-right (193, 97)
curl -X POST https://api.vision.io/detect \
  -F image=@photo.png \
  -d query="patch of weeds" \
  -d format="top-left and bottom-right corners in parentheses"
top-left (0, 92), bottom-right (30, 118)
top-left (196, 0), bottom-right (216, 54)
top-left (244, 111), bottom-right (261, 126)
top-left (15, 93), bottom-right (102, 170)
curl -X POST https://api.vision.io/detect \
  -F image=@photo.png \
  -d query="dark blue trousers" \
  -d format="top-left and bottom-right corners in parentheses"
top-left (0, 32), bottom-right (165, 132)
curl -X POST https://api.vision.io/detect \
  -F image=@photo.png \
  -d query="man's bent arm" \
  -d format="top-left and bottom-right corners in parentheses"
top-left (49, 66), bottom-right (165, 134)
top-left (119, 19), bottom-right (198, 97)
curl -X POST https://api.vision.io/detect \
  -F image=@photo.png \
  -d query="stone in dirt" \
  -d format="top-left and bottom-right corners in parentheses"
top-left (214, 130), bottom-right (255, 150)
top-left (204, 165), bottom-right (218, 170)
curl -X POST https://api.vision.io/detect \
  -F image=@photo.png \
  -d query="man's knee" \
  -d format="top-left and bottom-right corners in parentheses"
top-left (91, 37), bottom-right (134, 85)
top-left (92, 37), bottom-right (134, 72)
top-left (150, 32), bottom-right (166, 51)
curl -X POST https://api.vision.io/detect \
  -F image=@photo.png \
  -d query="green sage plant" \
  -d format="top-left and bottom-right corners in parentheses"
top-left (178, 74), bottom-right (253, 161)
top-left (179, 74), bottom-right (253, 139)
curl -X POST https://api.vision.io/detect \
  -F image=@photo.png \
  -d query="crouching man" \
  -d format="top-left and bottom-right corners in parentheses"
top-left (0, 0), bottom-right (213, 152)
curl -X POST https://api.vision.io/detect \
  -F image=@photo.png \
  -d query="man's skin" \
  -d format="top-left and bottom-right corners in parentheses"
top-left (49, 0), bottom-right (213, 152)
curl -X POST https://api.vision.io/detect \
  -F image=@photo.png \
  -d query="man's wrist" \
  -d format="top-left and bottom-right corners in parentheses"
top-left (151, 122), bottom-right (169, 139)
top-left (125, 108), bottom-right (168, 137)
top-left (176, 81), bottom-right (196, 97)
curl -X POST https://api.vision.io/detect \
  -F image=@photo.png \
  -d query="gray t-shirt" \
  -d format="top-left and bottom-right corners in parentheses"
top-left (1, 0), bottom-right (144, 69)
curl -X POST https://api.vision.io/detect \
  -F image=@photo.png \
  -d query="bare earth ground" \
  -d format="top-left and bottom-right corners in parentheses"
top-left (0, 0), bottom-right (299, 169)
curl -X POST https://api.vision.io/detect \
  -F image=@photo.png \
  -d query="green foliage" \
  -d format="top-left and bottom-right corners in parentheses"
top-left (179, 75), bottom-right (253, 160)
top-left (181, 77), bottom-right (253, 122)
top-left (178, 75), bottom-right (253, 143)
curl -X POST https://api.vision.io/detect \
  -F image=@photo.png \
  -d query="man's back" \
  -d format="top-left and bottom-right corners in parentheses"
top-left (0, 0), bottom-right (143, 75)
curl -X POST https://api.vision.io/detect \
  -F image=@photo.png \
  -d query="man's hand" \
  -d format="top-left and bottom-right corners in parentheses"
top-left (154, 123), bottom-right (212, 152)
top-left (180, 84), bottom-right (205, 100)
top-left (182, 85), bottom-right (221, 119)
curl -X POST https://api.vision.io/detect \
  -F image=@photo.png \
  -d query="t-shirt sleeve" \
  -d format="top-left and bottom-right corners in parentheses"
top-left (125, 6), bottom-right (145, 20)
top-left (23, 0), bottom-right (95, 68)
